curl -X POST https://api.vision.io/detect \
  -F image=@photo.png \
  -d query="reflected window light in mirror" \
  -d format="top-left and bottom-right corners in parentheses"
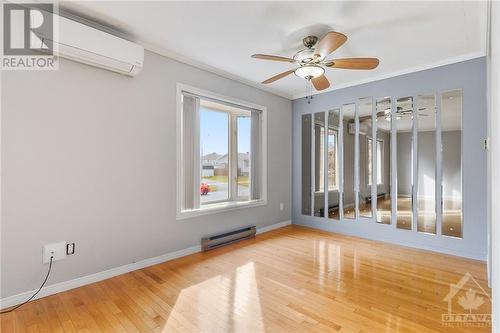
top-left (416, 94), bottom-right (437, 234)
top-left (441, 90), bottom-right (463, 238)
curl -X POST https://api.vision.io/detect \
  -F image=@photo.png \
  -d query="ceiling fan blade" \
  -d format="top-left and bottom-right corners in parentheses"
top-left (262, 70), bottom-right (295, 84)
top-left (326, 58), bottom-right (380, 70)
top-left (313, 31), bottom-right (347, 59)
top-left (251, 54), bottom-right (296, 63)
top-left (311, 75), bottom-right (330, 91)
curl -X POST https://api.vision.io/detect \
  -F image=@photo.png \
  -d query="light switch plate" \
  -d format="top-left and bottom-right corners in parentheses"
top-left (43, 241), bottom-right (67, 263)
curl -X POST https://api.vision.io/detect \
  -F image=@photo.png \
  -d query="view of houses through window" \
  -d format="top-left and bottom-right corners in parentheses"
top-left (200, 104), bottom-right (251, 205)
top-left (328, 129), bottom-right (338, 190)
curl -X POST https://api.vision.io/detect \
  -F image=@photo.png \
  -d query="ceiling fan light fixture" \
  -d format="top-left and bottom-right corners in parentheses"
top-left (294, 65), bottom-right (324, 80)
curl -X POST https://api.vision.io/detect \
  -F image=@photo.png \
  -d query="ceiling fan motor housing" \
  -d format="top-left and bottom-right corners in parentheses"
top-left (303, 35), bottom-right (318, 48)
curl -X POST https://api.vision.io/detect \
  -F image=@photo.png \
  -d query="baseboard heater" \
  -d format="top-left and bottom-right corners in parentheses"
top-left (201, 226), bottom-right (256, 251)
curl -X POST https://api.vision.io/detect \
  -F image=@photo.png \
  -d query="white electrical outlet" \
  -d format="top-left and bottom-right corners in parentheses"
top-left (280, 203), bottom-right (284, 211)
top-left (43, 241), bottom-right (67, 263)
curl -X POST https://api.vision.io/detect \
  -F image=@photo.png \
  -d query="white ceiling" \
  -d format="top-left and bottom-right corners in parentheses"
top-left (59, 1), bottom-right (487, 100)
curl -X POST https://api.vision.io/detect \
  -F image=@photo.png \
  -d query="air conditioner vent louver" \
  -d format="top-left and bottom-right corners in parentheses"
top-left (201, 226), bottom-right (256, 251)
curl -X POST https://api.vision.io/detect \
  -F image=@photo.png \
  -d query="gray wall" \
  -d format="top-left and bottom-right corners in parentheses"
top-left (292, 57), bottom-right (487, 260)
top-left (1, 51), bottom-right (292, 298)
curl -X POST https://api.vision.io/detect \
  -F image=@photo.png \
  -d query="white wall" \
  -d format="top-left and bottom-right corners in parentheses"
top-left (0, 51), bottom-right (292, 298)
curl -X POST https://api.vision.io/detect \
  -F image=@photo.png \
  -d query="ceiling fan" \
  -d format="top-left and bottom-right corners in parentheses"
top-left (251, 31), bottom-right (380, 99)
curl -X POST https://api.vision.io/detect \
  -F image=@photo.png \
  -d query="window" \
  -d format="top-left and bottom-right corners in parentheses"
top-left (177, 84), bottom-right (267, 219)
top-left (327, 128), bottom-right (339, 190)
top-left (368, 138), bottom-right (383, 185)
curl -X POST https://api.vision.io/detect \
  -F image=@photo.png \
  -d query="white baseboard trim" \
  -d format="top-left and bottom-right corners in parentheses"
top-left (256, 219), bottom-right (291, 234)
top-left (0, 220), bottom-right (291, 310)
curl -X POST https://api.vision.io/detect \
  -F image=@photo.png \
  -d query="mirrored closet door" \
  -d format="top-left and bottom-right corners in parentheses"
top-left (441, 90), bottom-right (463, 237)
top-left (313, 112), bottom-right (326, 217)
top-left (300, 90), bottom-right (463, 240)
top-left (416, 94), bottom-right (437, 234)
top-left (358, 98), bottom-right (373, 218)
top-left (342, 104), bottom-right (356, 219)
top-left (375, 97), bottom-right (392, 224)
top-left (301, 114), bottom-right (312, 215)
top-left (396, 97), bottom-right (414, 230)
top-left (328, 109), bottom-right (341, 220)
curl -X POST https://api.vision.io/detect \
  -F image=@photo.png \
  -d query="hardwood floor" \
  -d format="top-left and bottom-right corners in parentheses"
top-left (1, 226), bottom-right (490, 333)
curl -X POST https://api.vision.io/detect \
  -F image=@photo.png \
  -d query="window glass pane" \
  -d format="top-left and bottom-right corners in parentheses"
top-left (328, 109), bottom-right (340, 220)
top-left (417, 94), bottom-right (437, 234)
top-left (396, 97), bottom-right (413, 229)
top-left (359, 98), bottom-right (373, 218)
top-left (237, 116), bottom-right (251, 200)
top-left (343, 104), bottom-right (356, 219)
top-left (200, 108), bottom-right (229, 204)
top-left (302, 114), bottom-right (312, 215)
top-left (376, 97), bottom-right (392, 224)
top-left (442, 90), bottom-right (462, 237)
top-left (314, 112), bottom-right (325, 217)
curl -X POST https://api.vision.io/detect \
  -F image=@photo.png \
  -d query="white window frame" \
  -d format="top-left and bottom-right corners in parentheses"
top-left (176, 83), bottom-right (267, 219)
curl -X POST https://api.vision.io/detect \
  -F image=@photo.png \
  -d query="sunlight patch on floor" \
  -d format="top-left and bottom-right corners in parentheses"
top-left (162, 261), bottom-right (264, 332)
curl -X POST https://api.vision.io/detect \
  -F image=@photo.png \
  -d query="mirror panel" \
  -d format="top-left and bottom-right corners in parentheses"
top-left (441, 90), bottom-right (463, 237)
top-left (375, 97), bottom-right (392, 224)
top-left (343, 104), bottom-right (356, 219)
top-left (314, 112), bottom-right (326, 217)
top-left (302, 114), bottom-right (312, 215)
top-left (416, 94), bottom-right (437, 234)
top-left (396, 97), bottom-right (414, 229)
top-left (358, 98), bottom-right (373, 218)
top-left (328, 109), bottom-right (341, 220)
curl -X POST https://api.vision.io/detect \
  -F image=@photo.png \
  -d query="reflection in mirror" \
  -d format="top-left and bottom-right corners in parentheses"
top-left (302, 114), bottom-right (312, 215)
top-left (442, 90), bottom-right (463, 237)
top-left (328, 109), bottom-right (340, 220)
top-left (358, 98), bottom-right (373, 218)
top-left (396, 97), bottom-right (414, 229)
top-left (417, 94), bottom-right (437, 234)
top-left (375, 97), bottom-right (392, 224)
top-left (314, 112), bottom-right (325, 217)
top-left (343, 104), bottom-right (356, 219)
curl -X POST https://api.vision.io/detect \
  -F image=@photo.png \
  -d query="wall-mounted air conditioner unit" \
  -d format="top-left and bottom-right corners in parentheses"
top-left (34, 12), bottom-right (144, 76)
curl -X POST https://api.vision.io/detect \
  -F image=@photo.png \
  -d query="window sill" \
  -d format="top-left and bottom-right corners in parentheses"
top-left (176, 199), bottom-right (267, 220)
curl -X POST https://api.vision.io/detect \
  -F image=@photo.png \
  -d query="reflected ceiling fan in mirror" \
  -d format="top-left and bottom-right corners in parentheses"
top-left (251, 31), bottom-right (380, 103)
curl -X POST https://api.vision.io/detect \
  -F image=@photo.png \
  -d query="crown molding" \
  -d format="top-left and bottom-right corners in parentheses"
top-left (141, 41), bottom-right (294, 100)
